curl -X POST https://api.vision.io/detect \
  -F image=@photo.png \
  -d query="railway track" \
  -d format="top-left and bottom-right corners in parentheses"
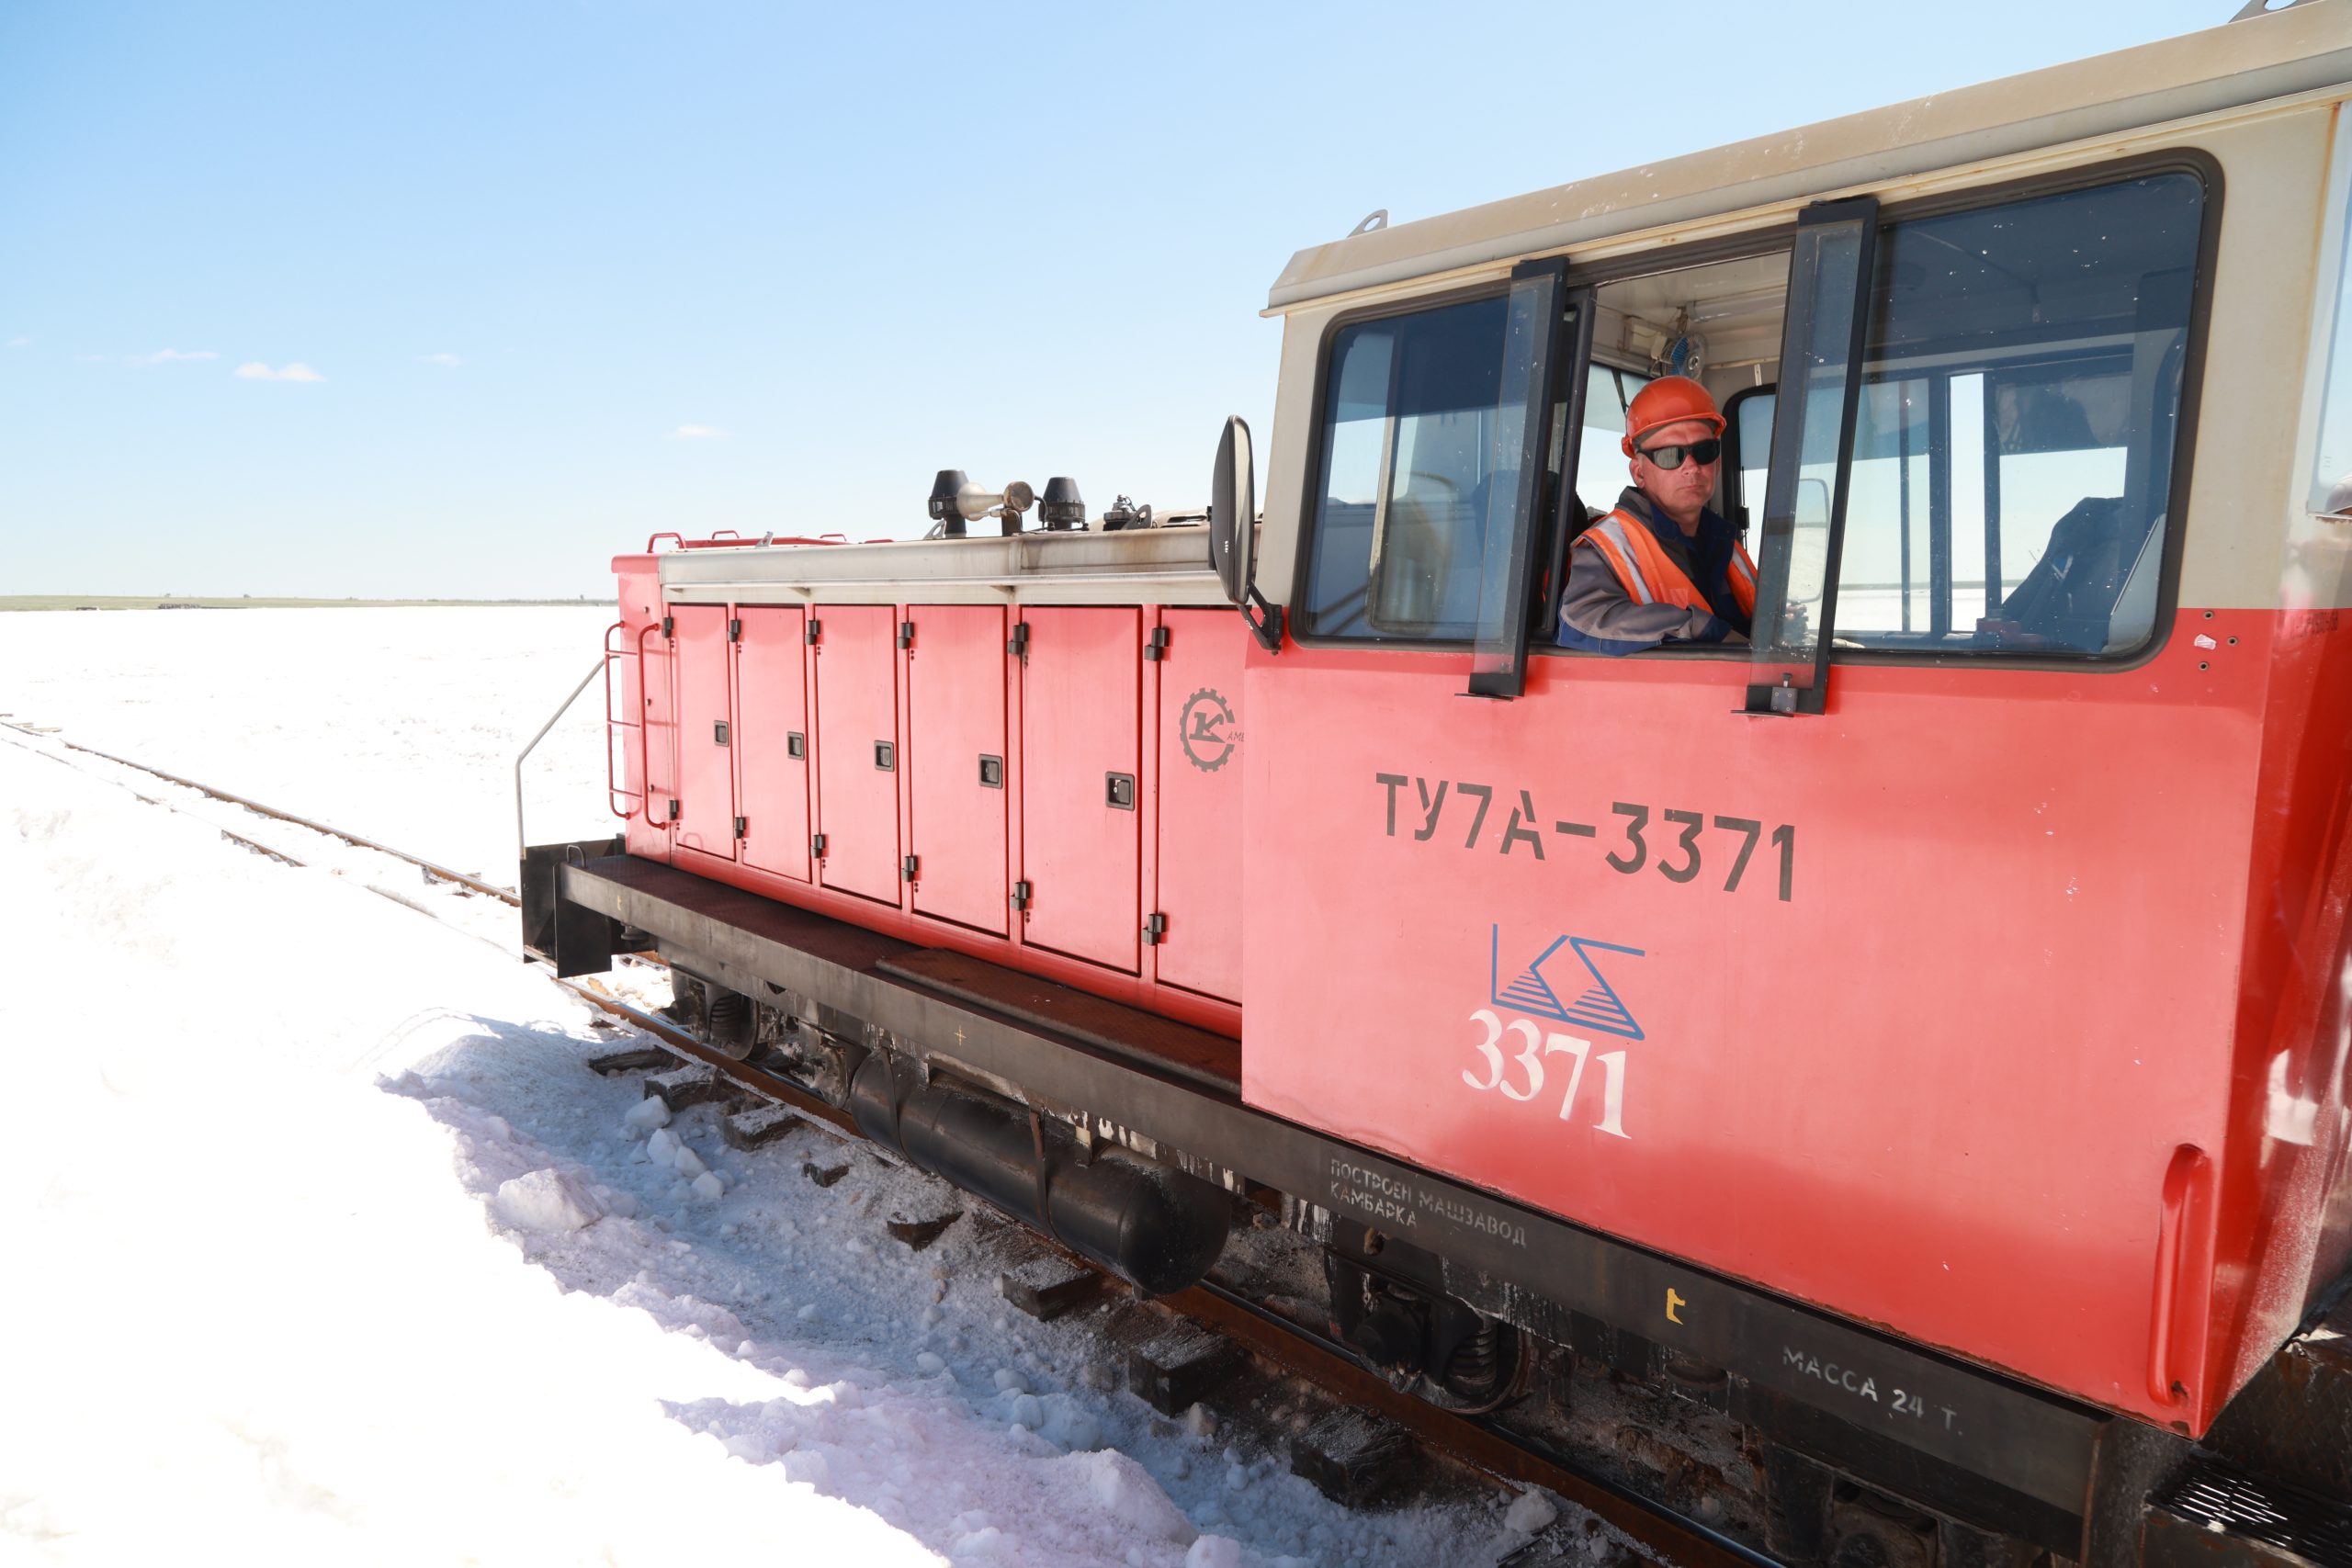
top-left (2, 721), bottom-right (1772, 1568)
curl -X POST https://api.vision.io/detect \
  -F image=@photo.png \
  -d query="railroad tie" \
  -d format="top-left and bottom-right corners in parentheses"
top-left (1291, 1409), bottom-right (1416, 1507)
top-left (586, 1044), bottom-right (676, 1077)
top-left (886, 1212), bottom-right (963, 1253)
top-left (721, 1103), bottom-right (804, 1150)
top-left (644, 1062), bottom-right (728, 1110)
top-left (1000, 1255), bottom-right (1103, 1321)
top-left (1127, 1325), bottom-right (1238, 1416)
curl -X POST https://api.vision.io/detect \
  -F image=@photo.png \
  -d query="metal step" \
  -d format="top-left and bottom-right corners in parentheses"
top-left (2143, 1457), bottom-right (2352, 1568)
top-left (2204, 1292), bottom-right (2352, 1503)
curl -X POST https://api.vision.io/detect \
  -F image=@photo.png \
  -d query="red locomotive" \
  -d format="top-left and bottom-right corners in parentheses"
top-left (526, 8), bottom-right (2352, 1563)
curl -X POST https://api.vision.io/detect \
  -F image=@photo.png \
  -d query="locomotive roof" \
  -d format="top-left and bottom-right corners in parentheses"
top-left (1266, 2), bottom-right (2352, 311)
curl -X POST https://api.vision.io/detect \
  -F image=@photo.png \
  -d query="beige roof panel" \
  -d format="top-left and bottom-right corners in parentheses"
top-left (1267, 2), bottom-right (2352, 310)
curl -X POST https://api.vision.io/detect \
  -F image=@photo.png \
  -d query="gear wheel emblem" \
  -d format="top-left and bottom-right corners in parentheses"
top-left (1179, 687), bottom-right (1236, 773)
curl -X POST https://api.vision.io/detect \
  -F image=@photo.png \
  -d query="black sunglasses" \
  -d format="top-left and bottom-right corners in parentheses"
top-left (1635, 436), bottom-right (1723, 470)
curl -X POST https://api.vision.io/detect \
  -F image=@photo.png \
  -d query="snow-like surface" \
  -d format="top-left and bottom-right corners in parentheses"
top-left (1, 607), bottom-right (1572, 1565)
top-left (0, 605), bottom-right (618, 883)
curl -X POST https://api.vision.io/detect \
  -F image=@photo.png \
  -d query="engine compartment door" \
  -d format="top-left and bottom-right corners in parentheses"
top-left (908, 605), bottom-right (1008, 933)
top-left (812, 604), bottom-right (902, 905)
top-left (1019, 607), bottom-right (1140, 972)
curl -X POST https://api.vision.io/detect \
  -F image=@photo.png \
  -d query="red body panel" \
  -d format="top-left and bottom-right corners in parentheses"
top-left (909, 605), bottom-right (1009, 934)
top-left (1020, 609), bottom-right (1143, 973)
top-left (2206, 604), bottom-right (2352, 1408)
top-left (672, 605), bottom-right (736, 862)
top-left (1155, 610), bottom-right (1247, 1003)
top-left (813, 605), bottom-right (902, 906)
top-left (736, 606), bottom-right (810, 883)
top-left (1237, 608), bottom-right (2350, 1432)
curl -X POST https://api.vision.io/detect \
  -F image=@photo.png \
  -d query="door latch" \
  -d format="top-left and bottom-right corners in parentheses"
top-left (1010, 880), bottom-right (1032, 911)
top-left (1144, 912), bottom-right (1167, 945)
top-left (713, 720), bottom-right (729, 746)
top-left (1105, 773), bottom-right (1136, 810)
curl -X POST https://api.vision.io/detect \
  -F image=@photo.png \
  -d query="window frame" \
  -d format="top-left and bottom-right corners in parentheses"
top-left (1284, 148), bottom-right (2223, 674)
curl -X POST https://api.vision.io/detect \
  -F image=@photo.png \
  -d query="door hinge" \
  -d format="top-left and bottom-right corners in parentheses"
top-left (902, 853), bottom-right (919, 882)
top-left (811, 832), bottom-right (827, 857)
top-left (734, 815), bottom-right (747, 838)
top-left (1007, 621), bottom-right (1030, 659)
top-left (1010, 879), bottom-right (1032, 911)
top-left (806, 618), bottom-right (821, 646)
top-left (713, 719), bottom-right (729, 746)
top-left (897, 619), bottom-right (915, 649)
top-left (1144, 912), bottom-right (1167, 944)
top-left (665, 798), bottom-right (680, 821)
top-left (728, 616), bottom-right (741, 642)
top-left (1145, 626), bottom-right (1170, 661)
top-left (660, 615), bottom-right (674, 638)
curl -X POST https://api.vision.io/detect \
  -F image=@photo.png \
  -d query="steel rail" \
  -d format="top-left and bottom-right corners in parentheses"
top-left (2, 725), bottom-right (520, 905)
top-left (560, 977), bottom-right (865, 1142)
top-left (1170, 1279), bottom-right (1779, 1568)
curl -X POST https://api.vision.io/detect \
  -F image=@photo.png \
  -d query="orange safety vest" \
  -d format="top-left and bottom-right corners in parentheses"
top-left (1575, 510), bottom-right (1757, 621)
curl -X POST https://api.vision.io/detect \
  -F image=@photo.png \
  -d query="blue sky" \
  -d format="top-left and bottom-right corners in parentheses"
top-left (1, 0), bottom-right (2239, 598)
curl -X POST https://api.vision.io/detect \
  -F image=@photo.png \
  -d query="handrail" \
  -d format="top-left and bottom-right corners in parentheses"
top-left (2146, 1143), bottom-right (2209, 1404)
top-left (603, 620), bottom-right (646, 818)
top-left (514, 651), bottom-right (610, 863)
top-left (636, 620), bottom-right (665, 825)
top-left (644, 529), bottom-right (847, 554)
top-left (648, 569), bottom-right (1224, 598)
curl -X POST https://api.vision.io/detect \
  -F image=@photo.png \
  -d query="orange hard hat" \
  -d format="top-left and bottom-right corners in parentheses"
top-left (1621, 376), bottom-right (1725, 457)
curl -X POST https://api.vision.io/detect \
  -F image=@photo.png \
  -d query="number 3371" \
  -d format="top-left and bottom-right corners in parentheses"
top-left (1463, 1010), bottom-right (1629, 1138)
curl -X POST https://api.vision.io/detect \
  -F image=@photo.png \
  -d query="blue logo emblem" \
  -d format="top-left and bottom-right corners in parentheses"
top-left (1488, 926), bottom-right (1645, 1040)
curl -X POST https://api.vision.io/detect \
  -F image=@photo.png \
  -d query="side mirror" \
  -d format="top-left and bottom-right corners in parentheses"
top-left (1209, 416), bottom-right (1283, 653)
top-left (1209, 415), bottom-right (1255, 606)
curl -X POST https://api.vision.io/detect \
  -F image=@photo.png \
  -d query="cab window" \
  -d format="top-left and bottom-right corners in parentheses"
top-left (1300, 294), bottom-right (1516, 640)
top-left (1297, 166), bottom-right (2205, 661)
top-left (1738, 172), bottom-right (2204, 656)
top-left (1578, 365), bottom-right (1650, 513)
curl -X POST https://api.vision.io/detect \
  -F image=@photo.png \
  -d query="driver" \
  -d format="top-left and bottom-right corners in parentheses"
top-left (1556, 376), bottom-right (1756, 656)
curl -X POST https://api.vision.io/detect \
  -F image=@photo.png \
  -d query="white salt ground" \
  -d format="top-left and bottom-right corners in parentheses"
top-left (0, 605), bottom-right (1596, 1565)
top-left (0, 605), bottom-right (617, 883)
